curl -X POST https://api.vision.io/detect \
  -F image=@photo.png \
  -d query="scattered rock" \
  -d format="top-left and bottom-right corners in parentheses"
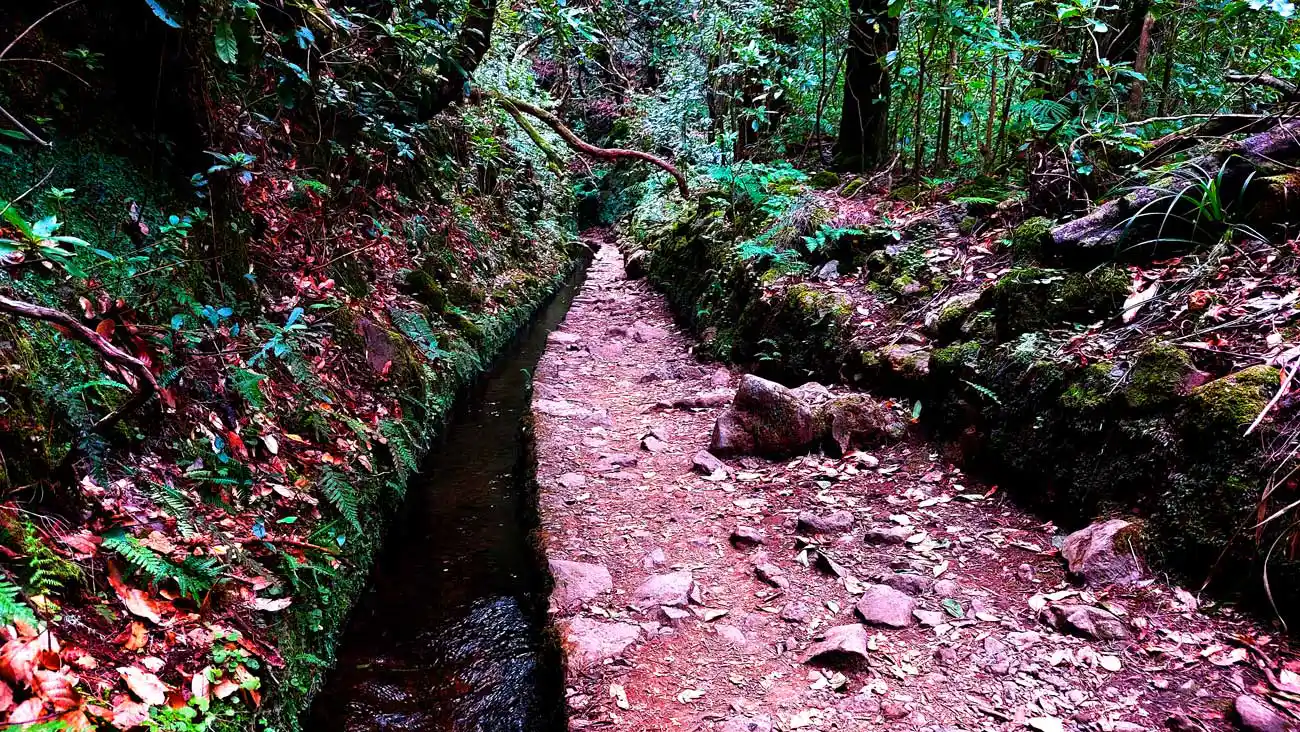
top-left (692, 450), bottom-right (728, 476)
top-left (913, 609), bottom-right (945, 626)
top-left (562, 617), bottom-right (641, 670)
top-left (715, 624), bottom-right (746, 646)
top-left (631, 321), bottom-right (668, 343)
top-left (550, 331), bottom-right (582, 345)
top-left (934, 647), bottom-right (958, 666)
top-left (660, 606), bottom-right (691, 625)
top-left (856, 584), bottom-right (917, 628)
top-left (799, 624), bottom-right (870, 663)
top-left (633, 570), bottom-right (695, 608)
top-left (932, 579), bottom-right (958, 598)
top-left (813, 260), bottom-right (840, 280)
top-left (730, 526), bottom-right (766, 547)
top-left (548, 559), bottom-right (613, 612)
top-left (710, 375), bottom-right (826, 457)
top-left (1061, 519), bottom-right (1144, 587)
top-left (789, 382), bottom-right (834, 405)
top-left (780, 600), bottom-right (814, 623)
top-left (709, 368), bottom-right (732, 388)
top-left (1234, 695), bottom-right (1288, 732)
top-left (642, 547), bottom-right (666, 569)
top-left (864, 526), bottom-right (911, 545)
top-left (755, 563), bottom-right (788, 589)
top-left (719, 715), bottom-right (773, 732)
top-left (797, 509), bottom-right (855, 535)
top-left (1039, 604), bottom-right (1129, 640)
top-left (556, 472), bottom-right (586, 489)
top-left (883, 572), bottom-right (932, 597)
top-left (820, 395), bottom-right (906, 455)
top-left (878, 343), bottom-right (931, 380)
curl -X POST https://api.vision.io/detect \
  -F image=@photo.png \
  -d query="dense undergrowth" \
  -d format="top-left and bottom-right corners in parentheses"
top-left (0, 2), bottom-right (588, 730)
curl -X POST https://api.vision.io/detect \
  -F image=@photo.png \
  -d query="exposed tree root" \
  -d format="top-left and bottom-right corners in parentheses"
top-left (0, 293), bottom-right (159, 432)
top-left (483, 90), bottom-right (691, 197)
top-left (1050, 119), bottom-right (1300, 263)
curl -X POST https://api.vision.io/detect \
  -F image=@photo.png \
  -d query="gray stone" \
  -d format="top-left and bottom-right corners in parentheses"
top-left (1234, 695), bottom-right (1288, 732)
top-left (692, 450), bottom-right (728, 476)
top-left (1039, 604), bottom-right (1129, 640)
top-left (633, 570), bottom-right (694, 608)
top-left (864, 526), bottom-right (912, 545)
top-left (642, 547), bottom-right (666, 569)
top-left (856, 584), bottom-right (917, 628)
top-left (780, 600), bottom-right (814, 623)
top-left (932, 579), bottom-right (958, 597)
top-left (549, 559), bottom-right (613, 612)
top-left (797, 509), bottom-right (855, 535)
top-left (710, 375), bottom-right (826, 457)
top-left (813, 260), bottom-right (841, 280)
top-left (878, 343), bottom-right (931, 380)
top-left (820, 394), bottom-right (906, 455)
top-left (719, 715), bottom-right (773, 732)
top-left (730, 526), bottom-right (766, 547)
top-left (883, 572), bottom-right (932, 597)
top-left (799, 624), bottom-right (870, 664)
top-left (660, 606), bottom-right (691, 625)
top-left (755, 563), bottom-right (788, 589)
top-left (715, 624), bottom-right (746, 646)
top-left (1062, 519), bottom-right (1144, 587)
top-left (556, 472), bottom-right (586, 489)
top-left (913, 609), bottom-right (945, 626)
top-left (562, 616), bottom-right (641, 670)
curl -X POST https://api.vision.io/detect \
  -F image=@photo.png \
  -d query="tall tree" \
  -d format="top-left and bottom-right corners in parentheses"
top-left (835, 0), bottom-right (899, 171)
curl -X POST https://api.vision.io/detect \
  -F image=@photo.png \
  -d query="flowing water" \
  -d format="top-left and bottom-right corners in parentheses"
top-left (307, 273), bottom-right (584, 731)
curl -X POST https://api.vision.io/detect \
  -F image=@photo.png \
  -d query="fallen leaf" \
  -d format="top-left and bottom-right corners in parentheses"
top-left (118, 666), bottom-right (168, 706)
top-left (191, 667), bottom-right (213, 704)
top-left (7, 697), bottom-right (43, 724)
top-left (120, 622), bottom-right (148, 652)
top-left (0, 679), bottom-right (12, 713)
top-left (251, 597), bottom-right (293, 613)
top-left (111, 698), bottom-right (150, 729)
top-left (1122, 280), bottom-right (1160, 323)
top-left (108, 561), bottom-right (170, 624)
top-left (34, 668), bottom-right (80, 711)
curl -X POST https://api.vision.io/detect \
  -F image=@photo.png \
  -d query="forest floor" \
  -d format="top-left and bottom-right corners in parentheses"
top-left (532, 229), bottom-right (1298, 732)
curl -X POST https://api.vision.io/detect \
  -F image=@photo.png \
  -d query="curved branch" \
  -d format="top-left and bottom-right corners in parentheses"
top-left (1226, 73), bottom-right (1300, 101)
top-left (486, 91), bottom-right (691, 197)
top-left (0, 293), bottom-right (159, 431)
top-left (497, 98), bottom-right (563, 167)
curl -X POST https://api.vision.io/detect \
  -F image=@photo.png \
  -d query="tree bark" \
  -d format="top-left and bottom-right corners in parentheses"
top-left (834, 0), bottom-right (898, 171)
top-left (1125, 12), bottom-right (1155, 118)
top-left (1225, 72), bottom-right (1300, 101)
top-left (418, 0), bottom-right (498, 120)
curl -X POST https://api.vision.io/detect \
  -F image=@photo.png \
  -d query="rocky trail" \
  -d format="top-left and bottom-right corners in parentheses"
top-left (532, 231), bottom-right (1299, 732)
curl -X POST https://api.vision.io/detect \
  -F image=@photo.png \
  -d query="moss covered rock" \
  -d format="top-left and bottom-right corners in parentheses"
top-left (1184, 365), bottom-right (1280, 431)
top-left (809, 170), bottom-right (841, 189)
top-left (1125, 342), bottom-right (1196, 409)
top-left (1011, 217), bottom-right (1054, 260)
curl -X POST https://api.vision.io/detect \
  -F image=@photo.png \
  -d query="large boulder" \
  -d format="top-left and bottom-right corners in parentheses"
top-left (710, 376), bottom-right (903, 458)
top-left (710, 376), bottom-right (826, 457)
top-left (1061, 519), bottom-right (1144, 587)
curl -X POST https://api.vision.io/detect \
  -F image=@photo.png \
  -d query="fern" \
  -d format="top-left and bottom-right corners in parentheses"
top-left (0, 579), bottom-right (37, 627)
top-left (102, 530), bottom-right (221, 600)
top-left (146, 482), bottom-right (199, 538)
top-left (390, 308), bottom-right (451, 362)
top-left (380, 419), bottom-right (418, 480)
top-left (962, 379), bottom-right (1003, 405)
top-left (232, 369), bottom-right (268, 410)
top-left (317, 467), bottom-right (362, 533)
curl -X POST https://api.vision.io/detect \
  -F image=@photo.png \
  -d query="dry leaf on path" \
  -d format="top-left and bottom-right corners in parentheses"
top-left (108, 561), bottom-right (171, 624)
top-left (118, 666), bottom-right (168, 706)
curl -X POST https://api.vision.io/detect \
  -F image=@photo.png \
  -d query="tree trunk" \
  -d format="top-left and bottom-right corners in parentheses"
top-left (834, 0), bottom-right (898, 171)
top-left (1125, 12), bottom-right (1155, 118)
top-left (936, 39), bottom-right (956, 169)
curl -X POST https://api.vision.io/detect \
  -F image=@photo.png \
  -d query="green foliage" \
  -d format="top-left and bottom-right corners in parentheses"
top-left (317, 467), bottom-right (362, 534)
top-left (102, 530), bottom-right (223, 600)
top-left (380, 419), bottom-right (419, 481)
top-left (0, 579), bottom-right (37, 627)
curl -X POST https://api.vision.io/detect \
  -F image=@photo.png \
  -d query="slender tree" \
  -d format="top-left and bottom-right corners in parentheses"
top-left (835, 0), bottom-right (899, 171)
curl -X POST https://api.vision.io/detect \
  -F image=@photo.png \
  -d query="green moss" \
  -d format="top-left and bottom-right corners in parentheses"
top-left (1011, 217), bottom-right (1054, 260)
top-left (933, 341), bottom-right (981, 372)
top-left (992, 266), bottom-right (1127, 337)
top-left (1060, 362), bottom-right (1118, 411)
top-left (841, 178), bottom-right (867, 197)
top-left (1185, 365), bottom-right (1280, 430)
top-left (404, 269), bottom-right (448, 312)
top-left (1125, 342), bottom-right (1194, 409)
top-left (809, 170), bottom-right (841, 189)
top-left (958, 216), bottom-right (977, 234)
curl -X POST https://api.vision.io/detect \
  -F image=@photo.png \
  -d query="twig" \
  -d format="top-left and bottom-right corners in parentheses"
top-left (0, 104), bottom-right (49, 147)
top-left (1245, 364), bottom-right (1295, 436)
top-left (0, 292), bottom-right (159, 431)
top-left (0, 0), bottom-right (82, 60)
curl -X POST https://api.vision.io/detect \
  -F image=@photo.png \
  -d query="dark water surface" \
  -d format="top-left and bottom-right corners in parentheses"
top-left (308, 274), bottom-right (584, 731)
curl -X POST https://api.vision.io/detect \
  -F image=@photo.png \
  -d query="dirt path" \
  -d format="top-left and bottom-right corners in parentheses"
top-left (532, 231), bottom-right (1293, 732)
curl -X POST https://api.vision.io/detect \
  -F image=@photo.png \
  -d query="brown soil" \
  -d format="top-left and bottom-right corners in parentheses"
top-left (532, 230), bottom-right (1296, 731)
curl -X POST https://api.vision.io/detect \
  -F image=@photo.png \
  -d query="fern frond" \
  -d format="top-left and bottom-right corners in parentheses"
top-left (379, 419), bottom-right (418, 480)
top-left (102, 530), bottom-right (222, 600)
top-left (232, 369), bottom-right (268, 410)
top-left (0, 578), bottom-right (37, 627)
top-left (318, 467), bottom-right (362, 533)
top-left (145, 482), bottom-right (198, 538)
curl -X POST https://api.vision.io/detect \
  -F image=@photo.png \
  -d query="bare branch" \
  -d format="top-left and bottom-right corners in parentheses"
top-left (485, 91), bottom-right (691, 197)
top-left (1227, 72), bottom-right (1300, 101)
top-left (0, 293), bottom-right (159, 431)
